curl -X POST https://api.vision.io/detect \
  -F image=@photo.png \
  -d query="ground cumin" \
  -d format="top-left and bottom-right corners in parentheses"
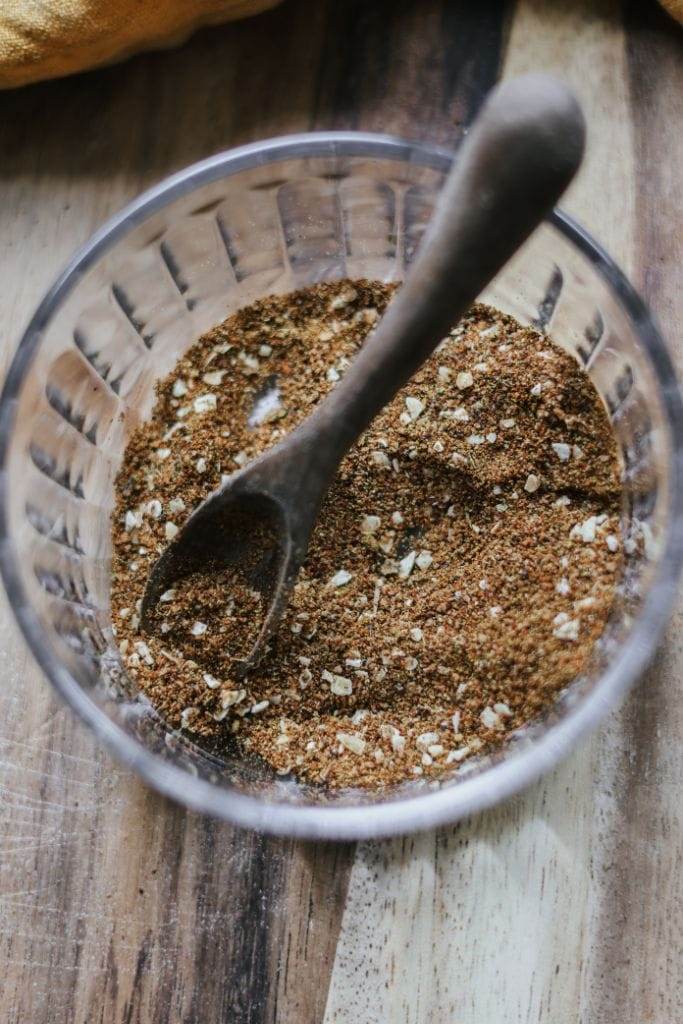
top-left (111, 279), bottom-right (622, 789)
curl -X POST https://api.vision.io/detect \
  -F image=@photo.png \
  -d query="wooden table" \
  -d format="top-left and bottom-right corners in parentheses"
top-left (1, 2), bottom-right (681, 1021)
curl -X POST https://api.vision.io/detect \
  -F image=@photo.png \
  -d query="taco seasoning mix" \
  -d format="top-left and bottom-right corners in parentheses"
top-left (111, 279), bottom-right (622, 789)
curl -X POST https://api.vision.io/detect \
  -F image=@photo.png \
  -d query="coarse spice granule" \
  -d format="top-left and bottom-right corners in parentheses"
top-left (111, 279), bottom-right (622, 789)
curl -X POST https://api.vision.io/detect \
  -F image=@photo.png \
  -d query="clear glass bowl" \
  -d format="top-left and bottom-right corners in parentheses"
top-left (1, 133), bottom-right (682, 840)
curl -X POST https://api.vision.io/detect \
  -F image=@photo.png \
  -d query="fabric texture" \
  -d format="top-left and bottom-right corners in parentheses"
top-left (0, 0), bottom-right (679, 90)
top-left (658, 0), bottom-right (683, 21)
top-left (0, 0), bottom-right (283, 88)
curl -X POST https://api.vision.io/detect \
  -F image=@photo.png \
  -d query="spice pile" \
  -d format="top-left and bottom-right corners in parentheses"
top-left (111, 279), bottom-right (622, 789)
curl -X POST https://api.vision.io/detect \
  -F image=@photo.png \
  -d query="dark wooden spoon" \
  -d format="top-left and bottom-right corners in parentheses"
top-left (140, 73), bottom-right (585, 673)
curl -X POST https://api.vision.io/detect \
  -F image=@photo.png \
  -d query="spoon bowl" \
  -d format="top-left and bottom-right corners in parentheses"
top-left (141, 479), bottom-right (295, 675)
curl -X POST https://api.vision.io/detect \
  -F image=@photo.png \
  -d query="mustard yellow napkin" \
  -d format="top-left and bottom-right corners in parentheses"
top-left (660, 0), bottom-right (683, 21)
top-left (0, 0), bottom-right (679, 90)
top-left (0, 0), bottom-right (283, 88)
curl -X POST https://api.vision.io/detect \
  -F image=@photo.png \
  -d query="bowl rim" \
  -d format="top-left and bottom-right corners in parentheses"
top-left (1, 130), bottom-right (682, 840)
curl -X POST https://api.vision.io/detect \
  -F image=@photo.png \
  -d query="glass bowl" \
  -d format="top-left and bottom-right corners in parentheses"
top-left (1, 133), bottom-right (681, 840)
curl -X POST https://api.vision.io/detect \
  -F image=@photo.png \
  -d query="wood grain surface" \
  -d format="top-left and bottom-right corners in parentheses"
top-left (0, 2), bottom-right (681, 1022)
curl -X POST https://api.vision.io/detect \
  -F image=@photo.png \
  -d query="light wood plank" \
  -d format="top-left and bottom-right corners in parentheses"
top-left (324, 3), bottom-right (683, 1022)
top-left (324, 759), bottom-right (597, 1024)
top-left (582, 7), bottom-right (683, 1020)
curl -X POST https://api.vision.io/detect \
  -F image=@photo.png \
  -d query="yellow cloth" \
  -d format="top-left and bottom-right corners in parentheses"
top-left (660, 0), bottom-right (683, 21)
top-left (0, 0), bottom-right (679, 90)
top-left (0, 0), bottom-right (283, 89)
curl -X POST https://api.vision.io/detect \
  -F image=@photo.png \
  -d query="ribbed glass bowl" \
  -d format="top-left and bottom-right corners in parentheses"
top-left (1, 133), bottom-right (682, 839)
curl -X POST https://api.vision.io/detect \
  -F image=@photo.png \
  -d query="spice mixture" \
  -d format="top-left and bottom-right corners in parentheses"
top-left (111, 279), bottom-right (622, 789)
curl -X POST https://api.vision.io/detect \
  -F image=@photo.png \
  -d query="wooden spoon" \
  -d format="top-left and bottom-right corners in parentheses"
top-left (140, 73), bottom-right (585, 674)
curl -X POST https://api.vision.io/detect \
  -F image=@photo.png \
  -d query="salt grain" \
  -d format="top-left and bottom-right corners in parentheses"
top-left (330, 288), bottom-right (357, 309)
top-left (553, 617), bottom-right (580, 641)
top-left (552, 442), bottom-right (572, 462)
top-left (415, 550), bottom-right (432, 571)
top-left (134, 641), bottom-right (154, 665)
top-left (570, 515), bottom-right (607, 544)
top-left (238, 351), bottom-right (260, 371)
top-left (405, 396), bottom-right (425, 421)
top-left (337, 731), bottom-right (366, 754)
top-left (193, 393), bottom-right (217, 414)
top-left (328, 569), bottom-right (353, 588)
top-left (446, 747), bottom-right (470, 763)
top-left (221, 689), bottom-right (246, 708)
top-left (146, 499), bottom-right (163, 519)
top-left (371, 450), bottom-right (392, 470)
top-left (124, 510), bottom-right (142, 532)
top-left (416, 732), bottom-right (439, 751)
top-left (398, 551), bottom-right (417, 579)
top-left (480, 706), bottom-right (502, 729)
top-left (324, 671), bottom-right (353, 696)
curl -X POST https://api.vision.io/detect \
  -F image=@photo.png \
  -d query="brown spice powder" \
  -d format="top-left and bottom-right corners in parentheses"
top-left (111, 279), bottom-right (622, 789)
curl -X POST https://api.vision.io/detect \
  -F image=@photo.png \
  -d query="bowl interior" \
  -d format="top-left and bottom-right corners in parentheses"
top-left (1, 136), bottom-right (681, 836)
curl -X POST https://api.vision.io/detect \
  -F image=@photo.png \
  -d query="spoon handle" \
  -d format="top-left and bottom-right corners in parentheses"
top-left (291, 74), bottom-right (585, 475)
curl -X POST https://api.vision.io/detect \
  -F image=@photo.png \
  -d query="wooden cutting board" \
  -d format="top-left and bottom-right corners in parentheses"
top-left (0, 2), bottom-right (680, 1021)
